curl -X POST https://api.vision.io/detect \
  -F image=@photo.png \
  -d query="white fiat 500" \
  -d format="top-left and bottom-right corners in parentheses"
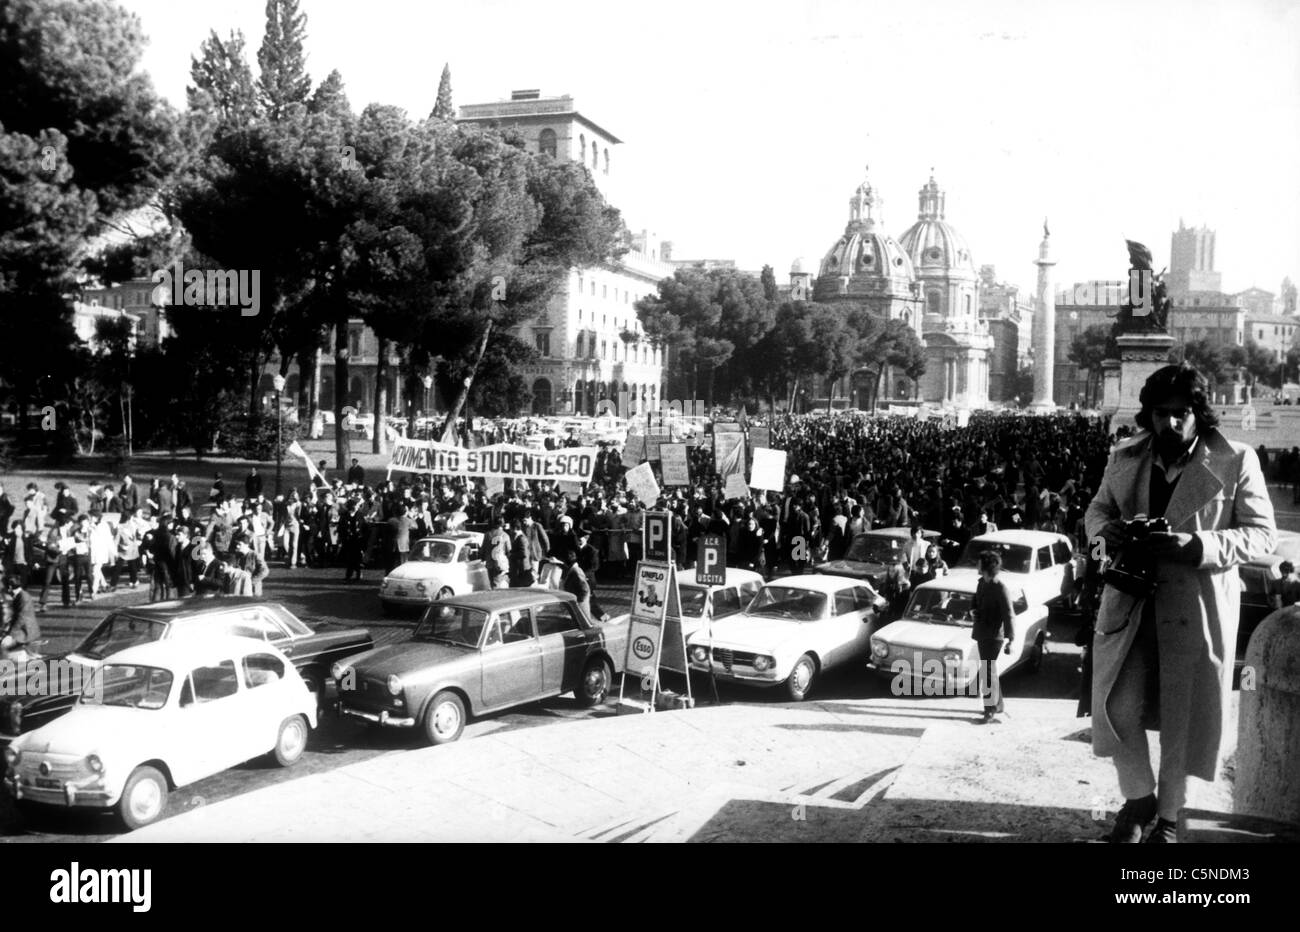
top-left (867, 576), bottom-right (1048, 692)
top-left (3, 637), bottom-right (317, 831)
top-left (379, 533), bottom-right (489, 614)
top-left (686, 575), bottom-right (885, 701)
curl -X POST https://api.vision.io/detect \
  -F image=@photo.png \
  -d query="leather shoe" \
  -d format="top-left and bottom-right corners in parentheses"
top-left (1106, 794), bottom-right (1157, 843)
top-left (1144, 818), bottom-right (1178, 843)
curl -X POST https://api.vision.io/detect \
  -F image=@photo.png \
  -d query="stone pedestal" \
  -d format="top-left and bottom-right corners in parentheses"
top-left (1112, 332), bottom-right (1175, 428)
top-left (1100, 359), bottom-right (1121, 415)
top-left (1234, 606), bottom-right (1300, 826)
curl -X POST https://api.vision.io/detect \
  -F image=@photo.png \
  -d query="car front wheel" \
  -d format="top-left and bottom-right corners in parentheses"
top-left (422, 691), bottom-right (465, 746)
top-left (785, 654), bottom-right (817, 701)
top-left (273, 715), bottom-right (310, 766)
top-left (118, 765), bottom-right (169, 831)
top-left (576, 656), bottom-right (612, 707)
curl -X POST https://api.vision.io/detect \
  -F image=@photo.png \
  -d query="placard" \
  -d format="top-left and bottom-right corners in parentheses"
top-left (621, 433), bottom-right (645, 468)
top-left (660, 443), bottom-right (690, 486)
top-left (484, 476), bottom-right (505, 497)
top-left (713, 421), bottom-right (742, 433)
top-left (749, 427), bottom-right (771, 449)
top-left (749, 447), bottom-right (788, 491)
top-left (556, 480), bottom-right (584, 495)
top-left (714, 431), bottom-right (746, 477)
top-left (724, 473), bottom-right (750, 500)
top-left (624, 462), bottom-right (661, 507)
top-left (645, 434), bottom-right (664, 462)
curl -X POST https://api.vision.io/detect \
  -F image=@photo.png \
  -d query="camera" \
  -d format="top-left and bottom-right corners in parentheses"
top-left (1101, 515), bottom-right (1168, 598)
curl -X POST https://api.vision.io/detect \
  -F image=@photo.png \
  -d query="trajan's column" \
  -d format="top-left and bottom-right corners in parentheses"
top-left (1030, 220), bottom-right (1057, 411)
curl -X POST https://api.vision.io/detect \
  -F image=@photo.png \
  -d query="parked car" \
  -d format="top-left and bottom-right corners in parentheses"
top-left (866, 576), bottom-right (1048, 691)
top-left (4, 637), bottom-right (317, 830)
top-left (948, 530), bottom-right (1078, 610)
top-left (660, 567), bottom-right (764, 672)
top-left (335, 590), bottom-right (630, 745)
top-left (812, 527), bottom-right (941, 588)
top-left (686, 575), bottom-right (886, 701)
top-left (378, 533), bottom-right (489, 614)
top-left (0, 598), bottom-right (371, 739)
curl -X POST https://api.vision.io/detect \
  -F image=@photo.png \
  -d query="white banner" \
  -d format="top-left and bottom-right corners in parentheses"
top-left (749, 447), bottom-right (788, 491)
top-left (387, 438), bottom-right (599, 482)
top-left (660, 443), bottom-right (690, 486)
top-left (621, 432), bottom-right (645, 468)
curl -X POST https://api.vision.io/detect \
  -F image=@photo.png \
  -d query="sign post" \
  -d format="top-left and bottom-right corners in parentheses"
top-left (619, 511), bottom-right (691, 711)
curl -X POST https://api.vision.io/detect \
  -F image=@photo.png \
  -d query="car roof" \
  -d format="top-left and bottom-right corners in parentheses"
top-left (914, 577), bottom-right (1026, 599)
top-left (102, 635), bottom-right (279, 668)
top-left (678, 567), bottom-right (764, 589)
top-left (109, 597), bottom-right (285, 622)
top-left (967, 530), bottom-right (1068, 546)
top-left (760, 574), bottom-right (862, 594)
top-left (415, 533), bottom-right (479, 543)
top-left (861, 527), bottom-right (939, 540)
top-left (442, 589), bottom-right (577, 611)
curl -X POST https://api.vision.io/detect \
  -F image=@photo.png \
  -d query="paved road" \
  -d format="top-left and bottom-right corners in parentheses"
top-left (0, 559), bottom-right (1088, 842)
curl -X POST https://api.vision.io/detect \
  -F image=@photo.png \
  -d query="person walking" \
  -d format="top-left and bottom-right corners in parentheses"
top-left (484, 515), bottom-right (512, 589)
top-left (970, 549), bottom-right (1015, 723)
top-left (38, 517), bottom-right (74, 612)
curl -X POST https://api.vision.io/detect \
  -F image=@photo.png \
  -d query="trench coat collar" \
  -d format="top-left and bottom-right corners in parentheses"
top-left (1111, 428), bottom-right (1231, 530)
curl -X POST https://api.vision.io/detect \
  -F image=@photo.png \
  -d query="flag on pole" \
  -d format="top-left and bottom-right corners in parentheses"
top-left (286, 440), bottom-right (323, 484)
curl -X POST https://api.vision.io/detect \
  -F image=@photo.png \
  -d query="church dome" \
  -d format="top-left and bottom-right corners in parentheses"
top-left (816, 172), bottom-right (915, 291)
top-left (898, 174), bottom-right (977, 280)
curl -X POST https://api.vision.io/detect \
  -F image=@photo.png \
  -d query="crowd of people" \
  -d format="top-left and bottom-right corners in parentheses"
top-left (2, 410), bottom-right (1296, 638)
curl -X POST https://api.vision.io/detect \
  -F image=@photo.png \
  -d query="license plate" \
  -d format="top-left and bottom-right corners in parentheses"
top-left (35, 777), bottom-right (60, 789)
top-left (395, 588), bottom-right (407, 597)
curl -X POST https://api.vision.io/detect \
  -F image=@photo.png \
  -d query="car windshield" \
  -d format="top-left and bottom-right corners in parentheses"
top-left (414, 604), bottom-right (489, 647)
top-left (74, 613), bottom-right (168, 660)
top-left (82, 664), bottom-right (174, 710)
top-left (956, 541), bottom-right (1033, 574)
top-left (843, 535), bottom-right (908, 564)
top-left (746, 586), bottom-right (828, 621)
top-left (678, 586), bottom-right (709, 618)
top-left (905, 589), bottom-right (975, 626)
top-left (411, 540), bottom-right (456, 563)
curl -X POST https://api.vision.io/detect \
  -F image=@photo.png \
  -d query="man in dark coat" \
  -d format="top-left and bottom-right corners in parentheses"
top-left (245, 467), bottom-right (263, 501)
top-left (970, 548), bottom-right (1015, 724)
top-left (560, 550), bottom-right (607, 624)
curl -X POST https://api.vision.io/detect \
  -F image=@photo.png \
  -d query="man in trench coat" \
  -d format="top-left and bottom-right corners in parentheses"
top-left (1085, 364), bottom-right (1275, 843)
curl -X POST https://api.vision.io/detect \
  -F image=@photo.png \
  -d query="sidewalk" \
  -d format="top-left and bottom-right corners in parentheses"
top-left (116, 693), bottom-right (1234, 844)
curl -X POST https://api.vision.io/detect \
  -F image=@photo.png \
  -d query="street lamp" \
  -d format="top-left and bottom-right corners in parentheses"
top-left (273, 373), bottom-right (286, 496)
top-left (421, 374), bottom-right (433, 436)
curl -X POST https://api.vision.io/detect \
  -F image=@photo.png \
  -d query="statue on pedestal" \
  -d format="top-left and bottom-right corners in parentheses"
top-left (1111, 240), bottom-right (1171, 336)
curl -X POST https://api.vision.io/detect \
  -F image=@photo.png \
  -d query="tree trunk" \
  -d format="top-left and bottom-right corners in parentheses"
top-left (826, 377), bottom-right (834, 413)
top-left (295, 347), bottom-right (313, 422)
top-left (441, 319), bottom-right (493, 441)
top-left (787, 377), bottom-right (798, 415)
top-left (248, 348), bottom-right (261, 418)
top-left (705, 365), bottom-right (715, 409)
top-left (334, 320), bottom-right (350, 470)
top-left (373, 335), bottom-right (389, 455)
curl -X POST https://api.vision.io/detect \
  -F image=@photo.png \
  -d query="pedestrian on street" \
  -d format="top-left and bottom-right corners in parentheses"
top-left (38, 516), bottom-right (74, 612)
top-left (561, 549), bottom-right (608, 624)
top-left (970, 549), bottom-right (1015, 724)
top-left (485, 515), bottom-right (511, 589)
top-left (1, 574), bottom-right (39, 662)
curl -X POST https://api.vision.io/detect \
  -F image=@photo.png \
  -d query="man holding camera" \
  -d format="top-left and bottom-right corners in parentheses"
top-left (1085, 364), bottom-right (1276, 843)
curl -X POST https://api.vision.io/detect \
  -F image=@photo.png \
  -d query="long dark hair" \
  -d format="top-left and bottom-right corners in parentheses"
top-left (1134, 363), bottom-right (1220, 432)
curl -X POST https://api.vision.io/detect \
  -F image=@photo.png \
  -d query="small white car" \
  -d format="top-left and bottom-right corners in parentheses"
top-left (661, 567), bottom-right (764, 673)
top-left (3, 637), bottom-right (316, 830)
top-left (948, 530), bottom-right (1078, 610)
top-left (379, 533), bottom-right (489, 614)
top-left (867, 577), bottom-right (1048, 691)
top-left (687, 575), bottom-right (886, 701)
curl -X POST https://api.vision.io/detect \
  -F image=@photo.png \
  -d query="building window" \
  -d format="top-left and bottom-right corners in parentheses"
top-left (349, 329), bottom-right (363, 358)
top-left (538, 128), bottom-right (557, 157)
top-left (579, 133), bottom-right (586, 162)
top-left (927, 292), bottom-right (941, 315)
top-left (964, 294), bottom-right (972, 316)
top-left (591, 280), bottom-right (596, 296)
top-left (592, 144), bottom-right (598, 169)
top-left (601, 340), bottom-right (607, 359)
top-left (535, 332), bottom-right (550, 356)
top-left (602, 285), bottom-right (607, 299)
top-left (604, 149), bottom-right (609, 175)
top-left (575, 333), bottom-right (584, 357)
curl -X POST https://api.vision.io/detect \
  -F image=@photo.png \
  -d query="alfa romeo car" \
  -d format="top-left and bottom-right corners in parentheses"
top-left (379, 533), bottom-right (489, 614)
top-left (4, 637), bottom-right (316, 830)
top-left (686, 574), bottom-right (885, 701)
top-left (0, 599), bottom-right (371, 739)
top-left (866, 576), bottom-right (1048, 692)
top-left (336, 590), bottom-right (630, 745)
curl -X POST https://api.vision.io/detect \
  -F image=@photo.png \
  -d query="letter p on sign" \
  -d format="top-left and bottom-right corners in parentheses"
top-left (644, 512), bottom-right (671, 563)
top-left (698, 533), bottom-right (726, 585)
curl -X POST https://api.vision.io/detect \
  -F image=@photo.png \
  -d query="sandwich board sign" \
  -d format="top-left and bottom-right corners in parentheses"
top-left (618, 559), bottom-right (690, 710)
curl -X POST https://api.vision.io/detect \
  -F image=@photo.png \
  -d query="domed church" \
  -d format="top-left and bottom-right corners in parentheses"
top-left (804, 168), bottom-right (992, 408)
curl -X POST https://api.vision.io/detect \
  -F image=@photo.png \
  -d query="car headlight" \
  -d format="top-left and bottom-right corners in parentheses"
top-left (415, 582), bottom-right (427, 593)
top-left (86, 754), bottom-right (104, 774)
top-left (753, 655), bottom-right (774, 673)
top-left (942, 650), bottom-right (964, 665)
top-left (871, 640), bottom-right (889, 659)
top-left (331, 662), bottom-right (350, 681)
top-left (386, 675), bottom-right (403, 696)
top-left (3, 746), bottom-right (19, 767)
top-left (690, 645), bottom-right (708, 664)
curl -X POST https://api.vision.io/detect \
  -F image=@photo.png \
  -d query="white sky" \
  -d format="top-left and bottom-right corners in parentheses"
top-left (122, 0), bottom-right (1300, 296)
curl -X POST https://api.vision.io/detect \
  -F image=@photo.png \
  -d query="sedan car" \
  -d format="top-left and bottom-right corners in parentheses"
top-left (4, 637), bottom-right (316, 830)
top-left (661, 567), bottom-right (764, 673)
top-left (379, 533), bottom-right (489, 614)
top-left (866, 577), bottom-right (1048, 693)
top-left (812, 527), bottom-right (941, 588)
top-left (336, 590), bottom-right (630, 745)
top-left (948, 530), bottom-right (1078, 610)
top-left (686, 575), bottom-right (886, 701)
top-left (0, 598), bottom-right (371, 739)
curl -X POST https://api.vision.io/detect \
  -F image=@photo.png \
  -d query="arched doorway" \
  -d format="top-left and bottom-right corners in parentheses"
top-left (531, 378), bottom-right (552, 415)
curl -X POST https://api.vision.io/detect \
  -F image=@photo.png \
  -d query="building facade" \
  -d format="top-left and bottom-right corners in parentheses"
top-left (1246, 313), bottom-right (1298, 364)
top-left (978, 265), bottom-right (1032, 402)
